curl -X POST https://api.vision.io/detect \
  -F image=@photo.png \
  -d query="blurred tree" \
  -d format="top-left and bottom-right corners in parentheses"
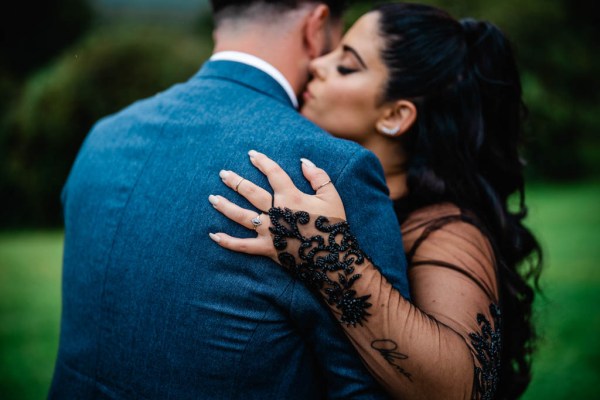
top-left (1, 26), bottom-right (211, 226)
top-left (1, 0), bottom-right (94, 185)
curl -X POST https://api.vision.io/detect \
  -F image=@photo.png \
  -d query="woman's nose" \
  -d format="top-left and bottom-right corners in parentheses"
top-left (309, 56), bottom-right (327, 80)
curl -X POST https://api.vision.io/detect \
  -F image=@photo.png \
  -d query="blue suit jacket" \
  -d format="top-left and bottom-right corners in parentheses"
top-left (50, 60), bottom-right (410, 399)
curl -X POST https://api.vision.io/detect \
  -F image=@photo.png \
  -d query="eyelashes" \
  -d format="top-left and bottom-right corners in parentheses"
top-left (337, 66), bottom-right (359, 75)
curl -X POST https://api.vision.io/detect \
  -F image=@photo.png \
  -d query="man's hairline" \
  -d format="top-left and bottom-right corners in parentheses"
top-left (213, 1), bottom-right (341, 28)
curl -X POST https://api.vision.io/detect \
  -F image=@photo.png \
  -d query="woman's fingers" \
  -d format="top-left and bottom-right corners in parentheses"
top-left (219, 170), bottom-right (272, 212)
top-left (208, 233), bottom-right (275, 257)
top-left (209, 194), bottom-right (267, 231)
top-left (300, 158), bottom-right (339, 199)
top-left (208, 194), bottom-right (276, 259)
top-left (248, 150), bottom-right (297, 195)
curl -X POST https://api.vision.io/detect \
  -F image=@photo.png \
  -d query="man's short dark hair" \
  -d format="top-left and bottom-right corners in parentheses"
top-left (210, 0), bottom-right (348, 20)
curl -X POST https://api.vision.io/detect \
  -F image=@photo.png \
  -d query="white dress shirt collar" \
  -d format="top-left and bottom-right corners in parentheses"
top-left (210, 51), bottom-right (299, 108)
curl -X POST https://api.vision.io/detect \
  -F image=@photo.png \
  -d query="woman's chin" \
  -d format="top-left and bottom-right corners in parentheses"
top-left (299, 106), bottom-right (311, 120)
top-left (301, 108), bottom-right (323, 129)
top-left (300, 108), bottom-right (349, 140)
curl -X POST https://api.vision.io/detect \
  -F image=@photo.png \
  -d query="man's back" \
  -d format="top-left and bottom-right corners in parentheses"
top-left (50, 60), bottom-right (409, 399)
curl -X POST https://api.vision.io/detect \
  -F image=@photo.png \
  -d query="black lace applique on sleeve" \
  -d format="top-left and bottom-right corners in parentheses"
top-left (470, 303), bottom-right (502, 400)
top-left (268, 207), bottom-right (372, 326)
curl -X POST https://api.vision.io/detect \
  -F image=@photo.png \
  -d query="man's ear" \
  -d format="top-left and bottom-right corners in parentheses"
top-left (303, 4), bottom-right (330, 59)
top-left (376, 100), bottom-right (417, 137)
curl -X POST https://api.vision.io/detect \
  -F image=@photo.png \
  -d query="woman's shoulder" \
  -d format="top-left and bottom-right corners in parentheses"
top-left (401, 202), bottom-right (462, 237)
top-left (400, 203), bottom-right (495, 268)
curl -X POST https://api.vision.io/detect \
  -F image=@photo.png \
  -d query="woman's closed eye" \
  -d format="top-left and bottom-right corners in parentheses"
top-left (337, 66), bottom-right (359, 75)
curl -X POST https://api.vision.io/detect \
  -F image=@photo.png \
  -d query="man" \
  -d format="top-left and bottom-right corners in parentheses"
top-left (50, 1), bottom-right (410, 398)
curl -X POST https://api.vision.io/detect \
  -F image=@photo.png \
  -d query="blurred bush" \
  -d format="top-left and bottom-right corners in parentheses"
top-left (0, 26), bottom-right (211, 226)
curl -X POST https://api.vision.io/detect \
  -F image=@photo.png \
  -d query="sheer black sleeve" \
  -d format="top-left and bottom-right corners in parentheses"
top-left (268, 205), bottom-right (501, 400)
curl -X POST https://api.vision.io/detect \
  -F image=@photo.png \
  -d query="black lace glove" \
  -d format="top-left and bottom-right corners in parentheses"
top-left (268, 207), bottom-right (374, 326)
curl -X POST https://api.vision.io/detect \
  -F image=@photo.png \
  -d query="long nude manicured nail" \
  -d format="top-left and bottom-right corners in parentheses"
top-left (248, 150), bottom-right (259, 158)
top-left (300, 158), bottom-right (316, 168)
top-left (219, 170), bottom-right (230, 179)
top-left (208, 195), bottom-right (220, 206)
top-left (209, 233), bottom-right (221, 243)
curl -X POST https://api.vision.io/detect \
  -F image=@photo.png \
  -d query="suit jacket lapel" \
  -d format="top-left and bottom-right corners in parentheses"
top-left (193, 60), bottom-right (296, 108)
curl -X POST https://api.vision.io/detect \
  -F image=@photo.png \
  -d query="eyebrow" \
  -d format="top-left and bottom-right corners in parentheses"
top-left (342, 45), bottom-right (367, 69)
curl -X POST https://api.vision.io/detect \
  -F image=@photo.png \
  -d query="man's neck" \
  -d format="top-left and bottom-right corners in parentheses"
top-left (213, 34), bottom-right (307, 98)
top-left (210, 51), bottom-right (299, 108)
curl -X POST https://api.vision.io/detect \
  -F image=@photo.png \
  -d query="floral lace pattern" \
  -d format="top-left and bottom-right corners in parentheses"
top-left (268, 207), bottom-right (372, 326)
top-left (470, 303), bottom-right (502, 400)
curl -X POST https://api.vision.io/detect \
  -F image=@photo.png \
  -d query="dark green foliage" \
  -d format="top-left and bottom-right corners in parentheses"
top-left (515, 0), bottom-right (600, 179)
top-left (0, 26), bottom-right (211, 226)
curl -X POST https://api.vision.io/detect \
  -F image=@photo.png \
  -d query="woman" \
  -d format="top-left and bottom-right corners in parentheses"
top-left (208, 3), bottom-right (541, 399)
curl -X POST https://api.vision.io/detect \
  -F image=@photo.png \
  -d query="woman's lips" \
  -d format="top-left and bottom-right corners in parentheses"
top-left (302, 82), bottom-right (315, 102)
top-left (303, 87), bottom-right (315, 102)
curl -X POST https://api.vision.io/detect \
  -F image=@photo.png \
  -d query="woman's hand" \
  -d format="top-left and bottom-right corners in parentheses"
top-left (208, 150), bottom-right (346, 260)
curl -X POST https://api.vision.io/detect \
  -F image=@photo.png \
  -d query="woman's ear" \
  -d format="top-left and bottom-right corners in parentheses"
top-left (303, 5), bottom-right (330, 59)
top-left (376, 100), bottom-right (417, 137)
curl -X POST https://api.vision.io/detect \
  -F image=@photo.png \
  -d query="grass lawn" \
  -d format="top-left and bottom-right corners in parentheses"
top-left (0, 182), bottom-right (598, 399)
top-left (0, 231), bottom-right (63, 399)
top-left (521, 181), bottom-right (600, 399)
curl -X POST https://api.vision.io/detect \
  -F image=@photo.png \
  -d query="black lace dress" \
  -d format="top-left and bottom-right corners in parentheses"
top-left (268, 203), bottom-right (501, 400)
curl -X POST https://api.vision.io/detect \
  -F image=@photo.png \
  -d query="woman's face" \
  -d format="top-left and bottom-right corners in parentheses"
top-left (301, 11), bottom-right (389, 143)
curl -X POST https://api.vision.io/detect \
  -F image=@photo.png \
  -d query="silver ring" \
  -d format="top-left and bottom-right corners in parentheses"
top-left (315, 180), bottom-right (332, 192)
top-left (234, 178), bottom-right (245, 192)
top-left (251, 214), bottom-right (262, 230)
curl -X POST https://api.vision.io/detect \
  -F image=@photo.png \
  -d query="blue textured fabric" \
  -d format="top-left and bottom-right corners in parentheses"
top-left (49, 60), bottom-right (410, 399)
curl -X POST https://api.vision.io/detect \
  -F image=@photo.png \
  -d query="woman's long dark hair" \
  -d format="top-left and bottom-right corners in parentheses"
top-left (376, 3), bottom-right (542, 398)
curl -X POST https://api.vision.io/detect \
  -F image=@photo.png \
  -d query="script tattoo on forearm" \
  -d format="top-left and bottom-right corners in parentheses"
top-left (371, 339), bottom-right (412, 381)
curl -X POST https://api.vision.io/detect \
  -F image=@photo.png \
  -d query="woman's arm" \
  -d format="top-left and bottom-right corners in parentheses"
top-left (209, 151), bottom-right (500, 399)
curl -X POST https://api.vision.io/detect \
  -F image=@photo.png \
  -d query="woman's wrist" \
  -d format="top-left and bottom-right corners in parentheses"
top-left (268, 206), bottom-right (374, 326)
